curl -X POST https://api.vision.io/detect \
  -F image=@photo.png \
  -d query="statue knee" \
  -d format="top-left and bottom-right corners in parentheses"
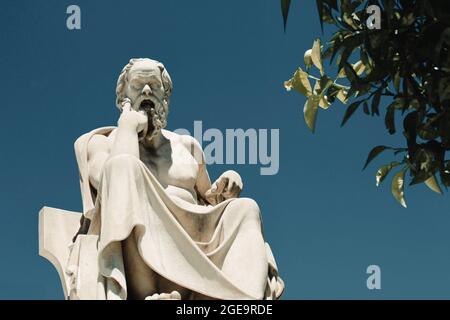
top-left (235, 197), bottom-right (261, 223)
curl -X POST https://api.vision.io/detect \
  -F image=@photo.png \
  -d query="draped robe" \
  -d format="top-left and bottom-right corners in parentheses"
top-left (66, 127), bottom-right (284, 300)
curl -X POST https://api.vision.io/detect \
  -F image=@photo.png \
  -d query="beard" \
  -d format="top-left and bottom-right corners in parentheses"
top-left (136, 97), bottom-right (167, 142)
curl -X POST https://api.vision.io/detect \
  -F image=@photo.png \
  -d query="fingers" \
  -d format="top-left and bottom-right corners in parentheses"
top-left (215, 177), bottom-right (241, 199)
top-left (205, 179), bottom-right (225, 206)
top-left (222, 179), bottom-right (235, 198)
top-left (223, 180), bottom-right (241, 199)
top-left (208, 178), bottom-right (226, 195)
top-left (204, 191), bottom-right (218, 206)
top-left (216, 177), bottom-right (228, 195)
top-left (211, 181), bottom-right (218, 193)
top-left (226, 178), bottom-right (235, 193)
top-left (122, 99), bottom-right (132, 112)
top-left (206, 174), bottom-right (243, 205)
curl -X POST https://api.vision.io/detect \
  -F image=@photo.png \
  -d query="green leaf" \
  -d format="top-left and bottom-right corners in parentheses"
top-left (403, 111), bottom-right (418, 142)
top-left (304, 49), bottom-right (313, 69)
top-left (343, 62), bottom-right (359, 84)
top-left (393, 71), bottom-right (401, 92)
top-left (337, 66), bottom-right (346, 78)
top-left (341, 100), bottom-right (363, 126)
top-left (319, 75), bottom-right (332, 94)
top-left (391, 169), bottom-right (407, 208)
top-left (316, 0), bottom-right (324, 32)
top-left (284, 68), bottom-right (312, 96)
top-left (385, 102), bottom-right (397, 134)
top-left (438, 77), bottom-right (450, 102)
top-left (360, 49), bottom-right (373, 73)
top-left (312, 39), bottom-right (324, 75)
top-left (330, 35), bottom-right (344, 65)
top-left (424, 175), bottom-right (443, 194)
top-left (363, 146), bottom-right (392, 170)
top-left (371, 90), bottom-right (381, 116)
top-left (418, 127), bottom-right (439, 140)
top-left (281, 0), bottom-right (291, 32)
top-left (410, 169), bottom-right (433, 186)
top-left (336, 89), bottom-right (348, 104)
top-left (340, 61), bottom-right (365, 78)
top-left (338, 47), bottom-right (353, 75)
top-left (346, 86), bottom-right (357, 100)
top-left (303, 95), bottom-right (320, 133)
top-left (440, 168), bottom-right (450, 188)
top-left (353, 61), bottom-right (365, 75)
top-left (376, 162), bottom-right (401, 187)
top-left (319, 75), bottom-right (333, 91)
top-left (313, 80), bottom-right (331, 109)
top-left (363, 101), bottom-right (370, 115)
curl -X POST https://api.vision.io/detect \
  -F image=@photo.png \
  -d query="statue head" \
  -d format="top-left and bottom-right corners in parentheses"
top-left (115, 58), bottom-right (173, 139)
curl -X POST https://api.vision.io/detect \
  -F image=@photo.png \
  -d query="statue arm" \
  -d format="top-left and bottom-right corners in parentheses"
top-left (183, 136), bottom-right (212, 201)
top-left (182, 135), bottom-right (243, 205)
top-left (206, 170), bottom-right (243, 205)
top-left (109, 99), bottom-right (147, 158)
top-left (196, 159), bottom-right (212, 201)
top-left (86, 134), bottom-right (111, 190)
top-left (71, 133), bottom-right (111, 242)
top-left (86, 100), bottom-right (147, 190)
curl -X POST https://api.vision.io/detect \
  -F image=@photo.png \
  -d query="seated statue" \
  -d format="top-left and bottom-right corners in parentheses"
top-left (40, 58), bottom-right (284, 300)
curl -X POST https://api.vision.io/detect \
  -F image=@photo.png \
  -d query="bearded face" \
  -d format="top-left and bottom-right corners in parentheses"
top-left (123, 60), bottom-right (168, 140)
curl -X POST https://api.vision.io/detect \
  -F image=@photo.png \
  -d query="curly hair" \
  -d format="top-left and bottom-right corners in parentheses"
top-left (115, 58), bottom-right (173, 112)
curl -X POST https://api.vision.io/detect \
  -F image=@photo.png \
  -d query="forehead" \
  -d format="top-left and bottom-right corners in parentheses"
top-left (128, 61), bottom-right (161, 80)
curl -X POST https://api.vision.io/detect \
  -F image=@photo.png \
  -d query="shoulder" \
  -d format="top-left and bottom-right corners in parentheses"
top-left (162, 129), bottom-right (204, 160)
top-left (75, 127), bottom-right (116, 159)
top-left (87, 134), bottom-right (110, 153)
top-left (162, 129), bottom-right (201, 148)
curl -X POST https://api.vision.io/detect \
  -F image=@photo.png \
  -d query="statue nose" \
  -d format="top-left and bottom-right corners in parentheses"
top-left (142, 85), bottom-right (152, 96)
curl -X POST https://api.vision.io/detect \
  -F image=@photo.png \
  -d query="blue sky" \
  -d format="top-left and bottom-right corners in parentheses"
top-left (0, 0), bottom-right (449, 299)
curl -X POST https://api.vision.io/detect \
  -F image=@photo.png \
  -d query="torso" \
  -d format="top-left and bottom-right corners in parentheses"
top-left (122, 129), bottom-right (200, 204)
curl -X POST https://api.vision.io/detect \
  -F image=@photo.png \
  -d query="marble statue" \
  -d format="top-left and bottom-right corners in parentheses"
top-left (39, 58), bottom-right (284, 300)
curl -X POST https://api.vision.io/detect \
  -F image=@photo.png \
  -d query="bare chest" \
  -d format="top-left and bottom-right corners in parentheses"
top-left (138, 141), bottom-right (199, 190)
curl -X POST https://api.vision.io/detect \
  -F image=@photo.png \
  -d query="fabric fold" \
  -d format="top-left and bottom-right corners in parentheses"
top-left (67, 127), bottom-right (284, 300)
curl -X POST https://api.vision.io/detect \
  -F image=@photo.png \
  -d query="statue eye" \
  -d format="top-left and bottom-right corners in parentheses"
top-left (131, 82), bottom-right (141, 90)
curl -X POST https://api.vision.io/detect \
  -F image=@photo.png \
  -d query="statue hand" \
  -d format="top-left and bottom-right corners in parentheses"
top-left (205, 170), bottom-right (243, 205)
top-left (118, 98), bottom-right (148, 135)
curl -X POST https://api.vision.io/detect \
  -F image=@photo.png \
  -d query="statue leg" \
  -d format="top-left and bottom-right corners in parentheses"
top-left (220, 198), bottom-right (268, 299)
top-left (123, 230), bottom-right (193, 300)
top-left (122, 229), bottom-right (159, 300)
top-left (99, 154), bottom-right (208, 300)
